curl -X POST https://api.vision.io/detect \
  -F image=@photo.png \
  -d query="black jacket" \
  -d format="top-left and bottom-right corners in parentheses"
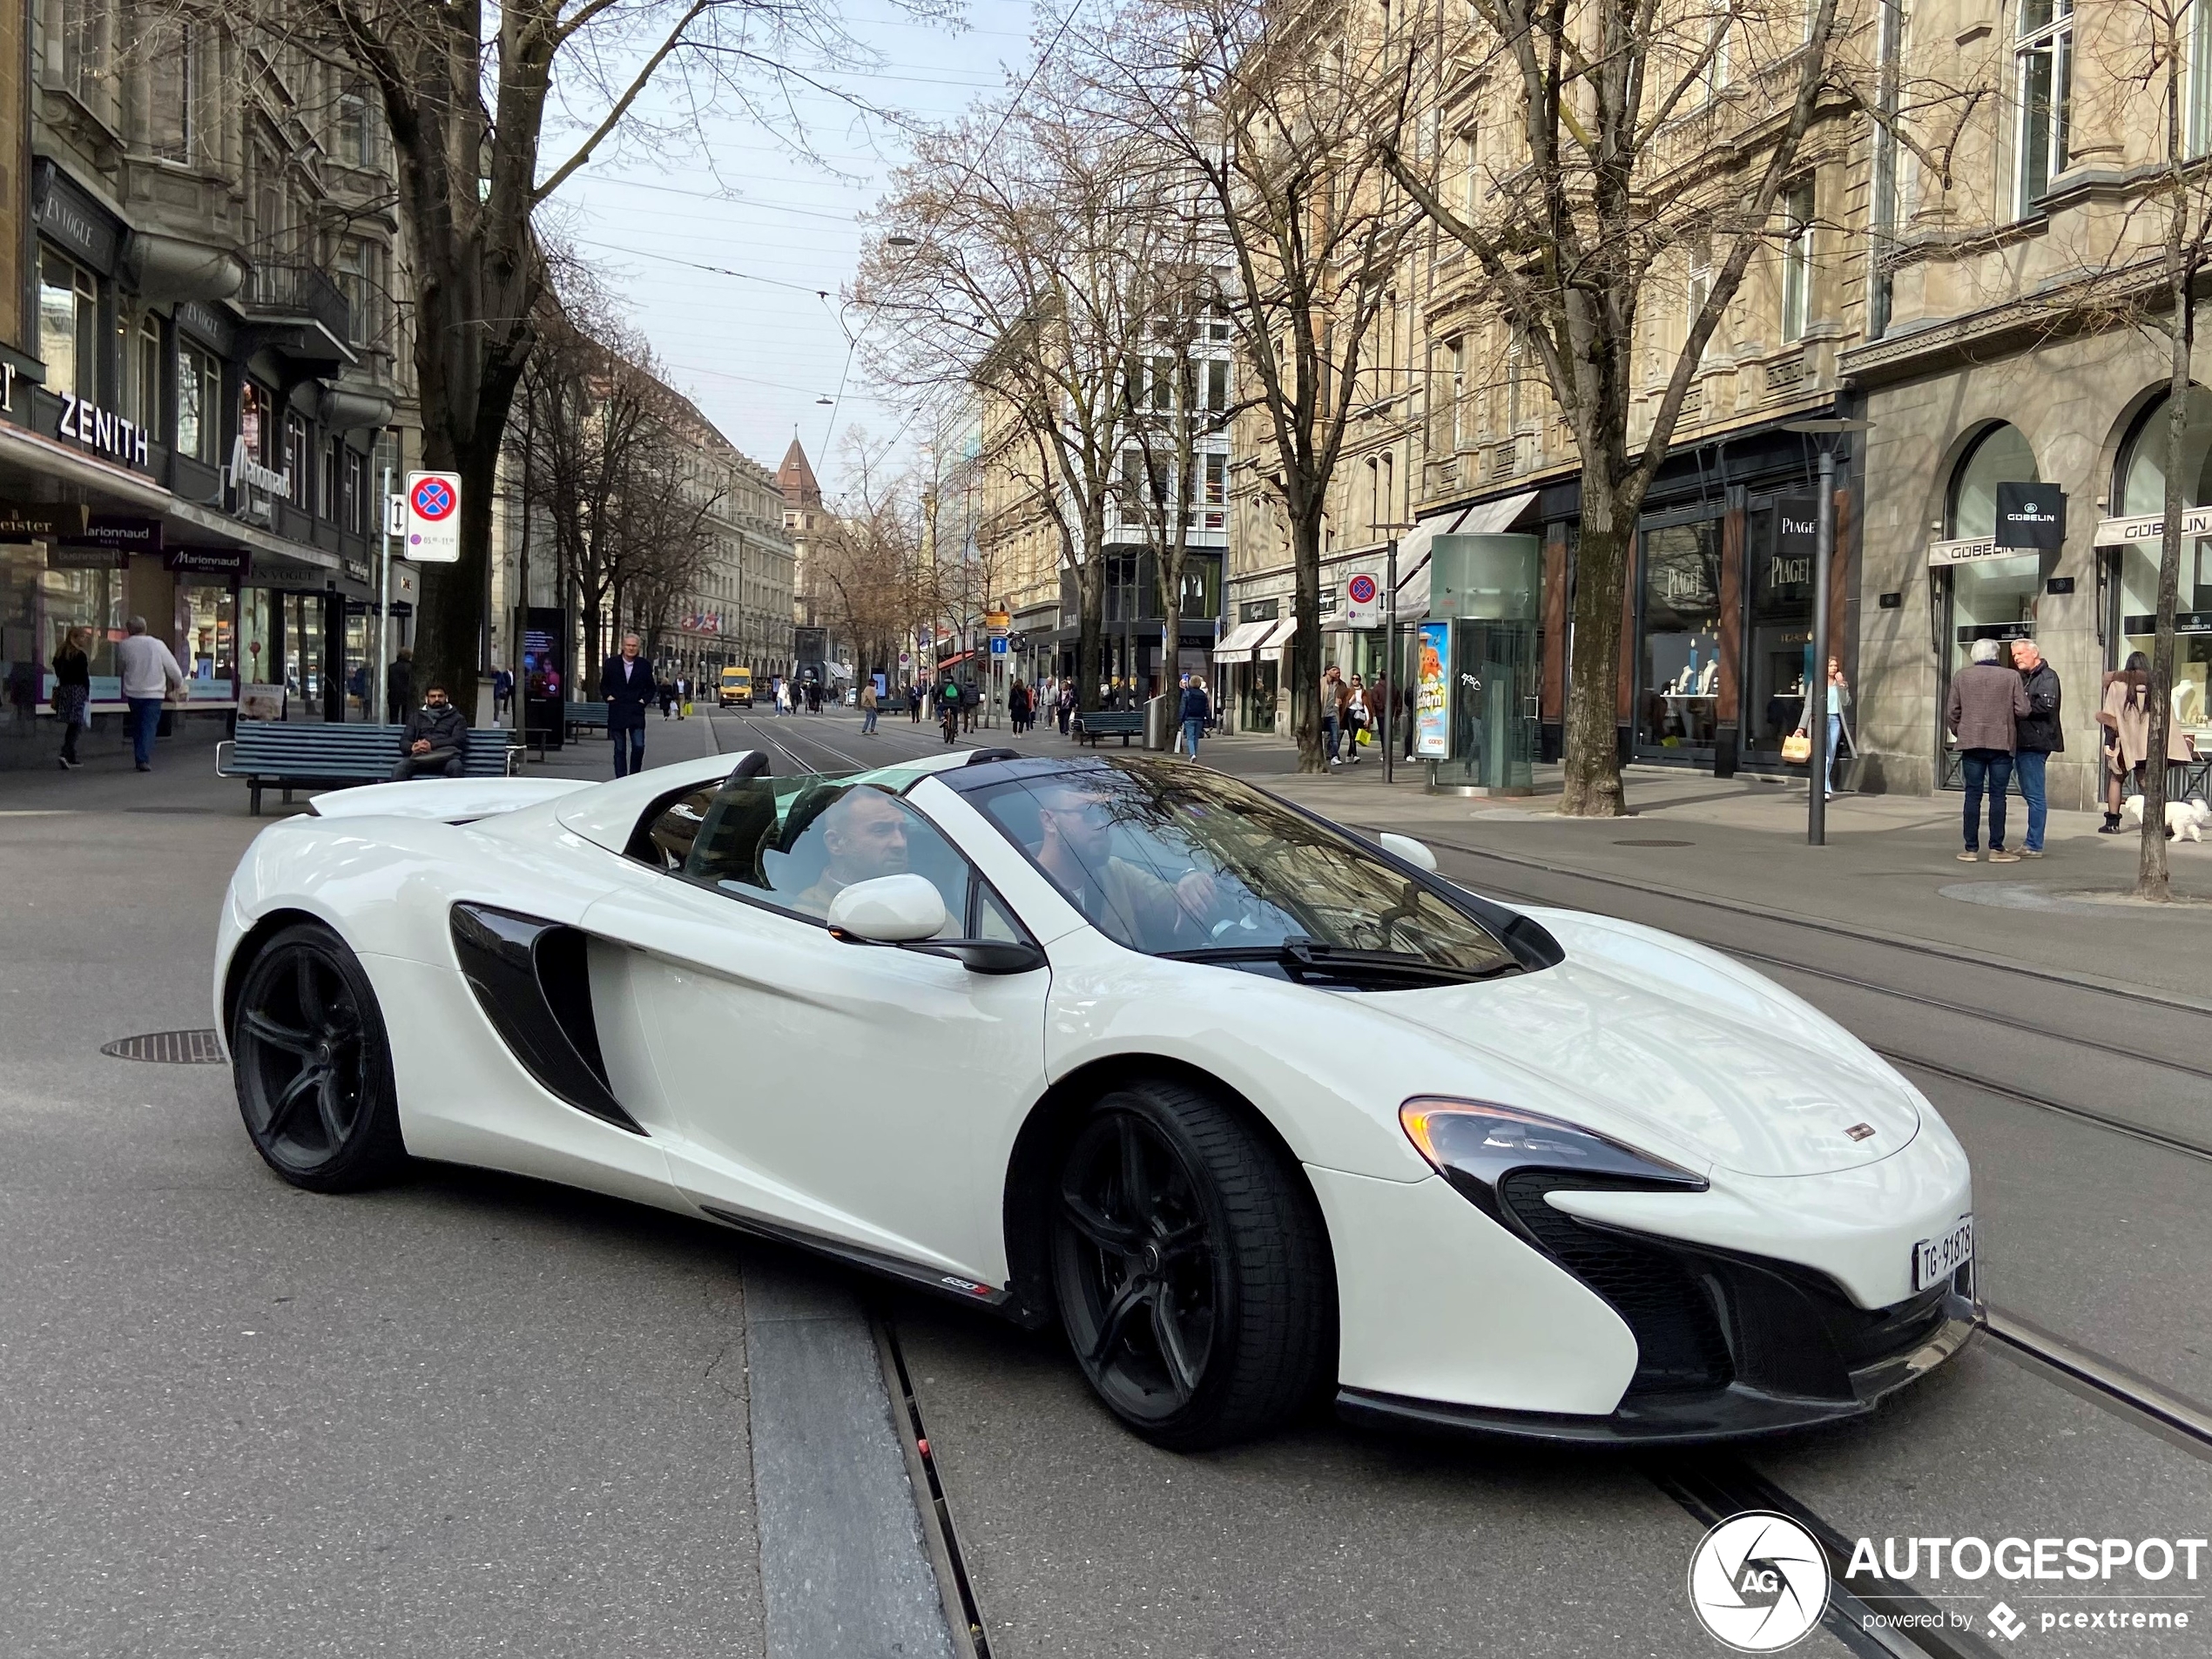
top-left (2017, 663), bottom-right (2064, 754)
top-left (600, 654), bottom-right (653, 728)
top-left (401, 703), bottom-right (469, 756)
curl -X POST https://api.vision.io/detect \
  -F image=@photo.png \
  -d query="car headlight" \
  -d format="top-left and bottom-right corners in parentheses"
top-left (1398, 1096), bottom-right (1707, 1226)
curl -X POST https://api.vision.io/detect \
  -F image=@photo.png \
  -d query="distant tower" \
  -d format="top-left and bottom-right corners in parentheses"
top-left (779, 436), bottom-right (823, 627)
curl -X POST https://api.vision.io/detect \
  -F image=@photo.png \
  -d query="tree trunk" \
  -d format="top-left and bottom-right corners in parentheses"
top-left (1289, 509), bottom-right (1323, 772)
top-left (412, 432), bottom-right (502, 709)
top-left (1561, 466), bottom-right (1631, 817)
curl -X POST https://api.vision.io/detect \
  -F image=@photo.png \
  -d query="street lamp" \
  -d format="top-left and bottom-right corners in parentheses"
top-left (1782, 417), bottom-right (1873, 848)
top-left (1373, 522), bottom-right (1421, 786)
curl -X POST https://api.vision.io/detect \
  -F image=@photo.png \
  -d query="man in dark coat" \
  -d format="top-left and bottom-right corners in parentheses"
top-left (388, 685), bottom-right (469, 779)
top-left (600, 632), bottom-right (653, 777)
top-left (2011, 638), bottom-right (2064, 858)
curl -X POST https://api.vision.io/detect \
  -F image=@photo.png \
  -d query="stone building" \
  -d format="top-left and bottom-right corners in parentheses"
top-left (3, 0), bottom-right (414, 766)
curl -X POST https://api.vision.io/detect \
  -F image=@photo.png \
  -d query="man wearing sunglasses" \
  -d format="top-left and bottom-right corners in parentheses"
top-left (1034, 783), bottom-right (1217, 947)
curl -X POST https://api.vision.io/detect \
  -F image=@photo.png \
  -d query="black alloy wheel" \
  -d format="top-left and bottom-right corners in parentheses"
top-left (1050, 1079), bottom-right (1332, 1450)
top-left (231, 923), bottom-right (406, 1191)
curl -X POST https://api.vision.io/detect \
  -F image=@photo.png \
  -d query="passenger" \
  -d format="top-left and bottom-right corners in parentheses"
top-left (1032, 782), bottom-right (1217, 946)
top-left (792, 789), bottom-right (912, 916)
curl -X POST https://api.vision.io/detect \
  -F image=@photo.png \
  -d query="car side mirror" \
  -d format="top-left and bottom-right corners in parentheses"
top-left (1379, 832), bottom-right (1440, 873)
top-left (826, 874), bottom-right (948, 943)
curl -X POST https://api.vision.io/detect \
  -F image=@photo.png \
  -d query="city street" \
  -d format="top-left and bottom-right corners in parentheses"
top-left (4, 712), bottom-right (2208, 1658)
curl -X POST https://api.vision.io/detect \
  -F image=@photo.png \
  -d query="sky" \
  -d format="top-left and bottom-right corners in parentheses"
top-left (546, 0), bottom-right (1040, 496)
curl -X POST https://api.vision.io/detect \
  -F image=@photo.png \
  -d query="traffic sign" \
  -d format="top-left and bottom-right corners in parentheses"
top-left (989, 636), bottom-right (1008, 655)
top-left (1345, 570), bottom-right (1381, 628)
top-left (405, 471), bottom-right (462, 563)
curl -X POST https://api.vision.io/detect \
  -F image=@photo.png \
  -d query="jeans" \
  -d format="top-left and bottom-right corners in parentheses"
top-left (862, 705), bottom-right (878, 732)
top-left (1181, 718), bottom-right (1204, 759)
top-left (1825, 712), bottom-right (1843, 796)
top-left (2014, 749), bottom-right (2049, 851)
top-left (612, 725), bottom-right (645, 778)
top-left (1959, 748), bottom-right (2013, 851)
top-left (126, 697), bottom-right (163, 767)
top-left (1323, 714), bottom-right (1340, 761)
top-left (390, 749), bottom-right (463, 780)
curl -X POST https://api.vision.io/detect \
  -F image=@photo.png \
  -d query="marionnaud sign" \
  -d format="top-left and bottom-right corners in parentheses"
top-left (405, 471), bottom-right (462, 563)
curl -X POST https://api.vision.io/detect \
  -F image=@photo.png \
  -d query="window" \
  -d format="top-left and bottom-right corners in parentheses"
top-left (335, 86), bottom-right (374, 169)
top-left (1448, 337), bottom-right (1467, 448)
top-left (1120, 448), bottom-right (1146, 526)
top-left (1203, 451), bottom-right (1228, 506)
top-left (38, 248), bottom-right (98, 402)
top-left (1687, 250), bottom-right (1714, 361)
top-left (967, 765), bottom-right (1517, 974)
top-left (636, 772), bottom-right (986, 933)
top-left (176, 341), bottom-right (219, 463)
top-left (1458, 130), bottom-right (1480, 215)
top-left (148, 21), bottom-right (196, 161)
top-left (323, 438), bottom-right (342, 522)
top-left (345, 448), bottom-right (368, 533)
top-left (1780, 180), bottom-right (1815, 343)
top-left (240, 381), bottom-right (268, 466)
top-left (1206, 358), bottom-right (1230, 412)
top-left (286, 412), bottom-right (311, 507)
top-left (1150, 356), bottom-right (1176, 412)
top-left (2016, 0), bottom-right (2073, 211)
top-left (1505, 338), bottom-right (1525, 433)
top-left (1950, 421), bottom-right (2041, 537)
top-left (132, 313), bottom-right (163, 436)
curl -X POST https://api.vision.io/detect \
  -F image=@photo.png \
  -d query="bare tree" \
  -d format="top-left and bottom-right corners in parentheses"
top-left (1089, 0), bottom-right (1413, 771)
top-left (858, 84), bottom-right (1159, 711)
top-left (1366, 0), bottom-right (1851, 812)
top-left (205, 0), bottom-right (932, 705)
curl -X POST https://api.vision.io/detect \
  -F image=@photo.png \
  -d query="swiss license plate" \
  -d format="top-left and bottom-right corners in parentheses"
top-left (1913, 1218), bottom-right (1973, 1291)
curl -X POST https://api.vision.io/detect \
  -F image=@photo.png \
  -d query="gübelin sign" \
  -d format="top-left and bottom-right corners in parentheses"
top-left (1995, 483), bottom-right (2066, 551)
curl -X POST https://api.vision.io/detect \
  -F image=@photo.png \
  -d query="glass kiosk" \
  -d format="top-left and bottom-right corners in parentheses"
top-left (1420, 534), bottom-right (1541, 795)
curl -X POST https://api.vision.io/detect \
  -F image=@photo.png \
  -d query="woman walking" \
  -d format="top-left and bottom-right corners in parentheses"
top-left (2097, 651), bottom-right (2190, 831)
top-left (1792, 657), bottom-right (1853, 801)
top-left (1344, 674), bottom-right (1369, 764)
top-left (51, 626), bottom-right (93, 770)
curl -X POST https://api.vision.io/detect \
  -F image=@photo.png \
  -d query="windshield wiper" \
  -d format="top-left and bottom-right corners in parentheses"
top-left (1162, 937), bottom-right (1521, 985)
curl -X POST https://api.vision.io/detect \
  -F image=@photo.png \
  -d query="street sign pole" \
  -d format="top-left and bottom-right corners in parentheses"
top-left (379, 462), bottom-right (393, 725)
top-left (1808, 445), bottom-right (1834, 848)
top-left (1383, 538), bottom-right (1398, 786)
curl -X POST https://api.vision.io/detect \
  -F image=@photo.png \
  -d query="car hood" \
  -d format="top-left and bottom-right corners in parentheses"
top-left (308, 776), bottom-right (592, 822)
top-left (1371, 907), bottom-right (1921, 1178)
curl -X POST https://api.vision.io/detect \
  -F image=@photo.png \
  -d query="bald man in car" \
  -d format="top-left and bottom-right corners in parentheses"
top-left (792, 788), bottom-right (914, 917)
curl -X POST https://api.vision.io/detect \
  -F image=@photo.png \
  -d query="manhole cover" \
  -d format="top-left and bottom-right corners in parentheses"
top-left (102, 1029), bottom-right (226, 1064)
top-left (1613, 838), bottom-right (1694, 846)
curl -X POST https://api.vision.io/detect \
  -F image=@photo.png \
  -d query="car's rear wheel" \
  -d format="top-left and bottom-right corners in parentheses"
top-left (230, 923), bottom-right (407, 1191)
top-left (1050, 1078), bottom-right (1332, 1449)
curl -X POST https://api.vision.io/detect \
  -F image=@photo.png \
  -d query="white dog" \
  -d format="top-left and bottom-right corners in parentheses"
top-left (2122, 794), bottom-right (2211, 841)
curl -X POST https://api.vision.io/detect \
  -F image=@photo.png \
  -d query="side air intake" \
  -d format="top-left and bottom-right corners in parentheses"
top-left (448, 904), bottom-right (644, 1135)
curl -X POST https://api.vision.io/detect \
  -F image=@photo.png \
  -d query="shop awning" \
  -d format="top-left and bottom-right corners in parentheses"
top-left (1211, 619), bottom-right (1274, 663)
top-left (934, 649), bottom-right (977, 671)
top-left (1257, 617), bottom-right (1297, 652)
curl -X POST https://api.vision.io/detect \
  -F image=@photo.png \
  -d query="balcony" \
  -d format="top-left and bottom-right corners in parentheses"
top-left (236, 262), bottom-right (353, 376)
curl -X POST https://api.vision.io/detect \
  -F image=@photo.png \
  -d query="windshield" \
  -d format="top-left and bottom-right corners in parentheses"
top-left (967, 764), bottom-right (1517, 976)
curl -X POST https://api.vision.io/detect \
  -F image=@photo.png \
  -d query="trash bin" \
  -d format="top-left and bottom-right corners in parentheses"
top-left (1145, 694), bottom-right (1173, 751)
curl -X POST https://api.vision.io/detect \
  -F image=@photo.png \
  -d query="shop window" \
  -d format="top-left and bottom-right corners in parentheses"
top-left (176, 341), bottom-right (220, 464)
top-left (1743, 505), bottom-right (1817, 755)
top-left (241, 381), bottom-right (269, 465)
top-left (1943, 422), bottom-right (2044, 707)
top-left (38, 248), bottom-right (98, 402)
top-left (147, 20), bottom-right (196, 162)
top-left (2016, 0), bottom-right (2073, 212)
top-left (1948, 421), bottom-right (2041, 538)
top-left (2114, 388), bottom-right (2212, 744)
top-left (1638, 517), bottom-right (1723, 752)
top-left (177, 577), bottom-right (237, 700)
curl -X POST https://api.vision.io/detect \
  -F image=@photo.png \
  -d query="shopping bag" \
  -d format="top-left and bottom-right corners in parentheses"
top-left (1780, 732), bottom-right (1812, 764)
top-left (683, 701), bottom-right (693, 717)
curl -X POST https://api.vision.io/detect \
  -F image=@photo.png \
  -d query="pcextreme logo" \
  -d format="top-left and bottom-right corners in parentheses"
top-left (1687, 1512), bottom-right (1831, 1651)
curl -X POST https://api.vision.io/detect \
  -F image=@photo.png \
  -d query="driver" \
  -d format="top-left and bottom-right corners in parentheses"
top-left (792, 788), bottom-right (913, 917)
top-left (1034, 782), bottom-right (1217, 946)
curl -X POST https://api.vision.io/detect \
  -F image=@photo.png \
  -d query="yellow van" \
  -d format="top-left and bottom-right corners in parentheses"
top-left (718, 666), bottom-right (753, 708)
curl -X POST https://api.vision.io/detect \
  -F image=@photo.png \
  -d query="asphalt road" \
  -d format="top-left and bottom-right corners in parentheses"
top-left (3, 707), bottom-right (2207, 1658)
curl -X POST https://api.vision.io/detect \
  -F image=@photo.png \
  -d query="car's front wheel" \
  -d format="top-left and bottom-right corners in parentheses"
top-left (230, 922), bottom-right (407, 1191)
top-left (1050, 1078), bottom-right (1333, 1449)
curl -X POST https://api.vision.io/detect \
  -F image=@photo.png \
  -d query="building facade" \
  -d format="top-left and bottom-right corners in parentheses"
top-left (3, 0), bottom-right (413, 766)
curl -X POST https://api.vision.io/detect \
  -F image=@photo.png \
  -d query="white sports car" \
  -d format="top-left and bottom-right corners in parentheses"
top-left (213, 750), bottom-right (1976, 1449)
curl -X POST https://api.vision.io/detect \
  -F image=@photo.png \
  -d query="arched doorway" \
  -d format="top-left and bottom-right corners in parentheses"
top-left (1934, 423), bottom-right (2042, 787)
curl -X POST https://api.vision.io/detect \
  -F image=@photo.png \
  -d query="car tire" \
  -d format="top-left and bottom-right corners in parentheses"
top-left (1050, 1077), bottom-right (1333, 1450)
top-left (229, 922), bottom-right (408, 1192)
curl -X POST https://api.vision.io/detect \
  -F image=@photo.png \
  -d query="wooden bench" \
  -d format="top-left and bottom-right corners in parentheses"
top-left (1075, 710), bottom-right (1145, 747)
top-left (565, 701), bottom-right (610, 738)
top-left (216, 721), bottom-right (518, 815)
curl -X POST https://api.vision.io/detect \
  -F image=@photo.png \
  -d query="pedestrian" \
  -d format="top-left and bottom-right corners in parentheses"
top-left (1057, 684), bottom-right (1076, 736)
top-left (1345, 673), bottom-right (1369, 764)
top-left (860, 677), bottom-right (880, 735)
top-left (2010, 639), bottom-right (2061, 856)
top-left (1321, 666), bottom-right (1346, 766)
top-left (115, 616), bottom-right (185, 772)
top-left (1791, 656), bottom-right (1854, 802)
top-left (775, 677), bottom-right (791, 716)
top-left (51, 625), bottom-right (93, 771)
top-left (388, 685), bottom-right (469, 779)
top-left (599, 631), bottom-right (653, 778)
top-left (1371, 672), bottom-right (1392, 756)
top-left (909, 682), bottom-right (924, 722)
top-left (1179, 673), bottom-right (1211, 761)
top-left (1944, 637), bottom-right (2031, 862)
top-left (961, 681), bottom-right (978, 733)
top-left (1009, 679), bottom-right (1029, 733)
top-left (939, 678), bottom-right (961, 745)
top-left (491, 666), bottom-right (515, 722)
top-left (658, 674), bottom-right (676, 719)
top-left (675, 674), bottom-right (689, 718)
top-left (807, 680), bottom-right (822, 714)
top-left (387, 646), bottom-right (415, 725)
top-left (2096, 650), bottom-right (2191, 832)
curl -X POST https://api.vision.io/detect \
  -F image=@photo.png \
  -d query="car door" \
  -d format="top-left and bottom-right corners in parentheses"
top-left (581, 770), bottom-right (1049, 1287)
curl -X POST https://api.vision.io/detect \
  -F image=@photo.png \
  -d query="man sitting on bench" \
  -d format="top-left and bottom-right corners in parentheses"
top-left (389, 685), bottom-right (469, 779)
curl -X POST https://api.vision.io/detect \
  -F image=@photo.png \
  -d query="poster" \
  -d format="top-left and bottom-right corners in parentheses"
top-left (1414, 622), bottom-right (1451, 759)
top-left (239, 684), bottom-right (286, 721)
